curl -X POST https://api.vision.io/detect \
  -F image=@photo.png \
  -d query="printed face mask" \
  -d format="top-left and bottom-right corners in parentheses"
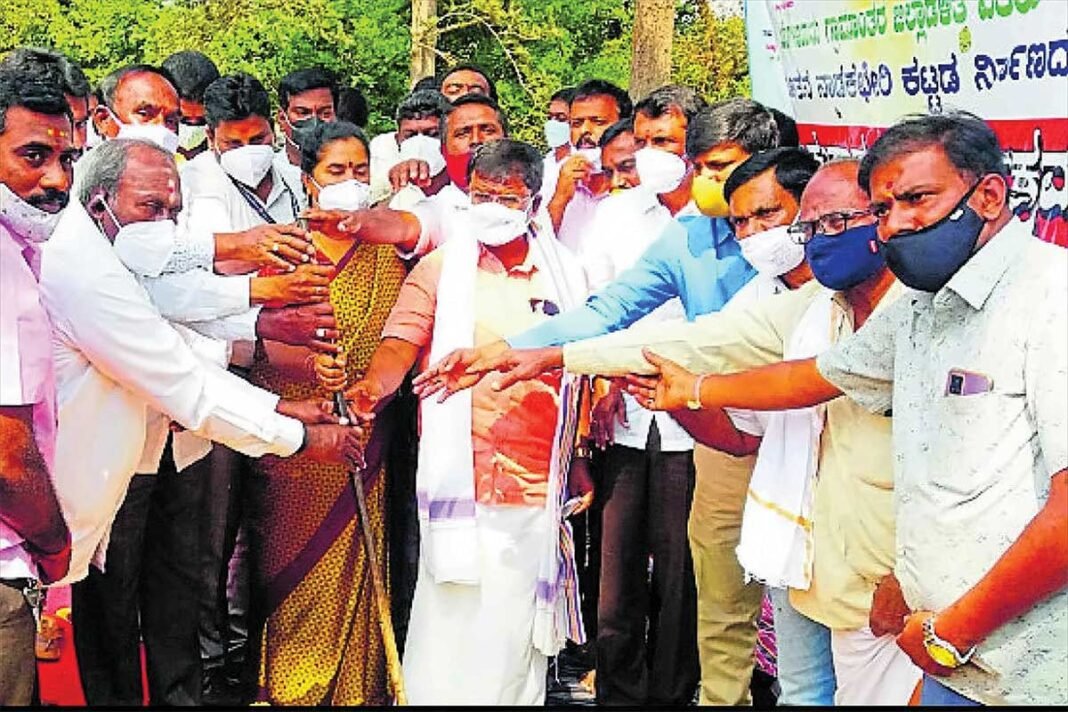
top-left (737, 224), bottom-right (806, 278)
top-left (0, 182), bottom-right (65, 243)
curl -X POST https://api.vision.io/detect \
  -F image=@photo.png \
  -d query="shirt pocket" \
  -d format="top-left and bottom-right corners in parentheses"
top-left (932, 377), bottom-right (1027, 498)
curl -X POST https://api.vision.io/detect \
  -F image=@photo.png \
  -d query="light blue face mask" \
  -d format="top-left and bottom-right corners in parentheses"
top-left (543, 119), bottom-right (570, 149)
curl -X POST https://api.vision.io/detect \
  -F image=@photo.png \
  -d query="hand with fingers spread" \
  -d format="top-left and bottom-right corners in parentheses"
top-left (276, 397), bottom-right (342, 425)
top-left (389, 158), bottom-right (433, 191)
top-left (590, 383), bottom-right (628, 450)
top-left (251, 263), bottom-right (336, 307)
top-left (298, 423), bottom-right (366, 470)
top-left (344, 378), bottom-right (386, 424)
top-left (623, 348), bottom-right (700, 412)
top-left (220, 223), bottom-right (316, 270)
top-left (412, 340), bottom-right (509, 400)
top-left (485, 346), bottom-right (566, 394)
top-left (257, 301), bottom-right (339, 351)
top-left (314, 350), bottom-right (349, 393)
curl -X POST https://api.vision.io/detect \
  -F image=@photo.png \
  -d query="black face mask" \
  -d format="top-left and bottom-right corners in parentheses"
top-left (284, 115), bottom-right (326, 150)
top-left (878, 180), bottom-right (987, 293)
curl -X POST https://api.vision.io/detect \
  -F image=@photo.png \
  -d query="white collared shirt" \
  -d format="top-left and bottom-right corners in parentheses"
top-left (401, 183), bottom-right (470, 259)
top-left (538, 149), bottom-right (607, 255)
top-left (579, 188), bottom-right (695, 451)
top-left (370, 131), bottom-right (401, 205)
top-left (817, 220), bottom-right (1068, 705)
top-left (40, 203), bottom-right (305, 584)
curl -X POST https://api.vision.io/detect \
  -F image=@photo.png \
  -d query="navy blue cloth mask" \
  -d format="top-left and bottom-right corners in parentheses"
top-left (879, 182), bottom-right (986, 292)
top-left (805, 222), bottom-right (884, 291)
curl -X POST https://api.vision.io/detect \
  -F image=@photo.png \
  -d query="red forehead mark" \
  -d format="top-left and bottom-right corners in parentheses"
top-left (46, 127), bottom-right (71, 139)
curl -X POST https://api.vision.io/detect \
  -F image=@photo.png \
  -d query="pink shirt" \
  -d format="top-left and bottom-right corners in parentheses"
top-left (0, 220), bottom-right (57, 579)
top-left (382, 243), bottom-right (564, 506)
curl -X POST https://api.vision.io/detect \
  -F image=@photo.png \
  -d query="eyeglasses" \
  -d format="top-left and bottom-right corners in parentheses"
top-left (469, 192), bottom-right (532, 212)
top-left (788, 208), bottom-right (873, 244)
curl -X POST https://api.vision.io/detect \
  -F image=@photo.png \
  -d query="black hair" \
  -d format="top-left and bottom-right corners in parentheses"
top-left (277, 67), bottom-right (339, 111)
top-left (768, 107), bottom-right (799, 148)
top-left (0, 73), bottom-right (72, 133)
top-left (571, 79), bottom-right (633, 118)
top-left (550, 86), bottom-right (577, 105)
top-left (858, 111), bottom-right (1008, 193)
top-left (448, 93), bottom-right (509, 135)
top-left (634, 84), bottom-right (706, 124)
top-left (336, 87), bottom-right (369, 127)
top-left (98, 64), bottom-right (178, 110)
top-left (724, 147), bottom-right (820, 204)
top-left (440, 63), bottom-right (497, 100)
top-left (599, 117), bottom-right (634, 148)
top-left (299, 120), bottom-right (369, 175)
top-left (469, 138), bottom-right (543, 194)
top-left (412, 75), bottom-right (440, 93)
top-left (0, 47), bottom-right (90, 99)
top-left (204, 73), bottom-right (271, 127)
top-left (685, 98), bottom-right (781, 157)
top-left (160, 51), bottom-right (220, 103)
top-left (396, 89), bottom-right (452, 125)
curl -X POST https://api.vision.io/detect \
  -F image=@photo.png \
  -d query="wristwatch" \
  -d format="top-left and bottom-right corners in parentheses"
top-left (686, 374), bottom-right (708, 411)
top-left (922, 615), bottom-right (975, 669)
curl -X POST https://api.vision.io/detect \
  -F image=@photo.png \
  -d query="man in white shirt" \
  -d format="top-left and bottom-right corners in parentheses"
top-left (369, 89), bottom-right (451, 204)
top-left (44, 138), bottom-right (362, 706)
top-left (540, 79), bottom-right (631, 254)
top-left (0, 67), bottom-right (76, 707)
top-left (273, 66), bottom-right (338, 212)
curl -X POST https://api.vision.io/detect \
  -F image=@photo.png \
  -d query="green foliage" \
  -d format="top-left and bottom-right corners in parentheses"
top-left (1, 0), bottom-right (750, 145)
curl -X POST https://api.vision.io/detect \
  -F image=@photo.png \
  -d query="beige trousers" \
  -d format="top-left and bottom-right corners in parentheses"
top-left (688, 445), bottom-right (763, 706)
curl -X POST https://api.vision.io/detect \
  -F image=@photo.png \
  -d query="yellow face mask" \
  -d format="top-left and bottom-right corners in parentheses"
top-left (692, 174), bottom-right (729, 218)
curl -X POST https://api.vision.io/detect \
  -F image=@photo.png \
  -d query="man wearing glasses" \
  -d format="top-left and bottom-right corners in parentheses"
top-left (451, 156), bottom-right (918, 705)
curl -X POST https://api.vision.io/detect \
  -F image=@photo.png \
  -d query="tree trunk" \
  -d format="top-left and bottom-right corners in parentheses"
top-left (629, 0), bottom-right (674, 100)
top-left (409, 0), bottom-right (439, 87)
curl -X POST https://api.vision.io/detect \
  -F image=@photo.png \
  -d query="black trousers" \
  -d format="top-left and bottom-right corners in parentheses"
top-left (595, 424), bottom-right (700, 706)
top-left (72, 446), bottom-right (206, 706)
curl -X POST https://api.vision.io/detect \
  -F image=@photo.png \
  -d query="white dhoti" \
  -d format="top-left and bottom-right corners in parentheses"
top-left (402, 504), bottom-right (551, 705)
top-left (831, 626), bottom-right (923, 705)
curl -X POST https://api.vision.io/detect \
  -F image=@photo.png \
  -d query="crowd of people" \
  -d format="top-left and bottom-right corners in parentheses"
top-left (0, 44), bottom-right (1064, 708)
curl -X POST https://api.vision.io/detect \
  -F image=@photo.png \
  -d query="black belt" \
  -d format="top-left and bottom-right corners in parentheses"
top-left (0, 577), bottom-right (32, 591)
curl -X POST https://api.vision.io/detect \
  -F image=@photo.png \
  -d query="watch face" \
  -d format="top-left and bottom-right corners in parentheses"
top-left (927, 643), bottom-right (960, 669)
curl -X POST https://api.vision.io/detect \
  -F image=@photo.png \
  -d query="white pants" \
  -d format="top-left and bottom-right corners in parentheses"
top-left (831, 626), bottom-right (922, 705)
top-left (402, 504), bottom-right (549, 705)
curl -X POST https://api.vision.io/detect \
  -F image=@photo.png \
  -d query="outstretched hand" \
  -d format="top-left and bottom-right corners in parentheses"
top-left (411, 341), bottom-right (509, 401)
top-left (623, 348), bottom-right (700, 412)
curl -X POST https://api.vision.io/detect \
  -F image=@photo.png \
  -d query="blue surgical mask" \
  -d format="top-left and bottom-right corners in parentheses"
top-left (805, 222), bottom-right (884, 291)
top-left (879, 181), bottom-right (985, 292)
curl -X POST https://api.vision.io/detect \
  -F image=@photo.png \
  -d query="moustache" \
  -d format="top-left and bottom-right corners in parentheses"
top-left (576, 135), bottom-right (597, 148)
top-left (26, 188), bottom-right (70, 213)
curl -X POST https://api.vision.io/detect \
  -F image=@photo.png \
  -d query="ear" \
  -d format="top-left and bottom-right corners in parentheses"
top-left (276, 108), bottom-right (289, 135)
top-left (972, 173), bottom-right (1009, 221)
top-left (86, 188), bottom-right (109, 217)
top-left (94, 104), bottom-right (119, 139)
top-left (205, 125), bottom-right (216, 150)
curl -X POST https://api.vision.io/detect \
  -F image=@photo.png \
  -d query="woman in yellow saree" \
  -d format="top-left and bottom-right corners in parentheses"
top-left (248, 121), bottom-right (405, 705)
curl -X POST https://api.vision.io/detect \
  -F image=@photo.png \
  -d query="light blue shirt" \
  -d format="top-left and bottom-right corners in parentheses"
top-left (508, 214), bottom-right (756, 348)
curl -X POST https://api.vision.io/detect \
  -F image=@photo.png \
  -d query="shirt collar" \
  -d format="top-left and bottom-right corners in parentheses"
top-left (939, 219), bottom-right (1026, 311)
top-left (681, 214), bottom-right (734, 255)
top-left (477, 238), bottom-right (539, 276)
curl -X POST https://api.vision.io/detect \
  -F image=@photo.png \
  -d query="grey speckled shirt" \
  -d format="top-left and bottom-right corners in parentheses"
top-left (817, 220), bottom-right (1068, 705)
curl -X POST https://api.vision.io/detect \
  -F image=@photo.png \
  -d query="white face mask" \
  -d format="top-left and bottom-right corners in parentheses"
top-left (218, 144), bottom-right (276, 189)
top-left (177, 122), bottom-right (208, 152)
top-left (737, 224), bottom-right (805, 278)
top-left (574, 146), bottom-right (602, 171)
top-left (398, 133), bottom-right (446, 177)
top-left (634, 147), bottom-right (688, 195)
top-left (98, 198), bottom-right (176, 277)
top-left (0, 182), bottom-right (64, 244)
top-left (544, 119), bottom-right (570, 149)
top-left (465, 201), bottom-right (531, 247)
top-left (315, 178), bottom-right (372, 211)
top-left (107, 109), bottom-right (180, 154)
